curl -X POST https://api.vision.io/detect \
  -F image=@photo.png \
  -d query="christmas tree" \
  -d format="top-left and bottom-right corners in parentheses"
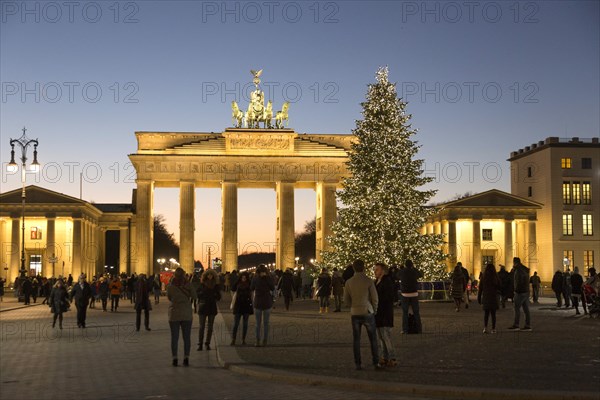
top-left (323, 67), bottom-right (447, 280)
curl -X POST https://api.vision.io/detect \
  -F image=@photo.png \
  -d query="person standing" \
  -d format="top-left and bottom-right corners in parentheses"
top-left (277, 269), bottom-right (295, 311)
top-left (562, 268), bottom-right (572, 308)
top-left (317, 268), bottom-right (332, 314)
top-left (551, 270), bottom-right (564, 307)
top-left (231, 271), bottom-right (253, 346)
top-left (498, 265), bottom-right (511, 308)
top-left (293, 270), bottom-right (302, 299)
top-left (98, 277), bottom-right (109, 312)
top-left (127, 274), bottom-right (136, 303)
top-left (0, 277), bottom-right (5, 302)
top-left (478, 264), bottom-right (501, 334)
top-left (109, 275), bottom-right (122, 312)
top-left (508, 257), bottom-right (532, 331)
top-left (374, 263), bottom-right (396, 367)
top-left (530, 272), bottom-right (541, 303)
top-left (89, 277), bottom-right (97, 309)
top-left (196, 269), bottom-right (221, 351)
top-left (135, 274), bottom-right (152, 331)
top-left (459, 263), bottom-right (470, 308)
top-left (344, 259), bottom-right (381, 371)
top-left (152, 274), bottom-right (161, 304)
top-left (332, 267), bottom-right (344, 312)
top-left (66, 274), bottom-right (73, 287)
top-left (251, 264), bottom-right (275, 347)
top-left (570, 267), bottom-right (587, 315)
top-left (70, 274), bottom-right (92, 328)
top-left (22, 277), bottom-right (32, 305)
top-left (450, 264), bottom-right (466, 312)
top-left (49, 278), bottom-right (69, 329)
top-left (398, 259), bottom-right (423, 334)
top-left (167, 267), bottom-right (197, 367)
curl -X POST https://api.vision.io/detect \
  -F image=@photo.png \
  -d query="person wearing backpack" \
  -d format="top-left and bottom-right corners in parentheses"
top-left (508, 257), bottom-right (532, 331)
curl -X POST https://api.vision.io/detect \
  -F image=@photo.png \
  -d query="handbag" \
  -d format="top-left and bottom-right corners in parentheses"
top-left (230, 291), bottom-right (237, 310)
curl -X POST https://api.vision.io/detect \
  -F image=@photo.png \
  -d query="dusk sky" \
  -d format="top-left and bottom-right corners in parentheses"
top-left (1, 0), bottom-right (599, 261)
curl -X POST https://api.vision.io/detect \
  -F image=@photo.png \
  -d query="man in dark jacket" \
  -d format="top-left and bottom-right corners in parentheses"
top-left (530, 272), bottom-right (541, 303)
top-left (508, 258), bottom-right (532, 331)
top-left (342, 264), bottom-right (355, 283)
top-left (70, 274), bottom-right (92, 328)
top-left (551, 270), bottom-right (564, 307)
top-left (562, 269), bottom-right (572, 308)
top-left (374, 263), bottom-right (396, 366)
top-left (498, 265), bottom-right (511, 308)
top-left (21, 277), bottom-right (32, 305)
top-left (135, 274), bottom-right (152, 331)
top-left (397, 259), bottom-right (423, 334)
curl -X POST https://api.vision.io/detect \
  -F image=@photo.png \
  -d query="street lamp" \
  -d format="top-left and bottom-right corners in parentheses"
top-left (7, 127), bottom-right (40, 280)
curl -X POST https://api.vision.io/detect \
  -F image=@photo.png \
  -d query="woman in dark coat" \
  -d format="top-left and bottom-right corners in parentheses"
top-left (450, 265), bottom-right (466, 312)
top-left (478, 264), bottom-right (500, 333)
top-left (231, 271), bottom-right (253, 345)
top-left (277, 269), bottom-right (295, 311)
top-left (197, 269), bottom-right (221, 351)
top-left (317, 268), bottom-right (332, 313)
top-left (375, 263), bottom-right (396, 366)
top-left (49, 279), bottom-right (69, 329)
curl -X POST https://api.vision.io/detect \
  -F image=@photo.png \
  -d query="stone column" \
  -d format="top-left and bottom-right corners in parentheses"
top-left (46, 215), bottom-right (56, 277)
top-left (120, 227), bottom-right (129, 274)
top-left (179, 181), bottom-right (196, 273)
top-left (434, 221), bottom-right (441, 235)
top-left (96, 226), bottom-right (105, 276)
top-left (472, 218), bottom-right (481, 275)
top-left (71, 217), bottom-right (82, 278)
top-left (504, 218), bottom-right (514, 267)
top-left (10, 216), bottom-right (20, 283)
top-left (516, 221), bottom-right (526, 259)
top-left (221, 182), bottom-right (238, 272)
top-left (316, 182), bottom-right (337, 262)
top-left (528, 219), bottom-right (537, 269)
top-left (448, 219), bottom-right (457, 270)
top-left (135, 180), bottom-right (154, 276)
top-left (276, 181), bottom-right (295, 270)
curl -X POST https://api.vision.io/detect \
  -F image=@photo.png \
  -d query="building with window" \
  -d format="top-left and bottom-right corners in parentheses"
top-left (509, 137), bottom-right (599, 280)
top-left (0, 186), bottom-right (134, 283)
top-left (426, 190), bottom-right (541, 280)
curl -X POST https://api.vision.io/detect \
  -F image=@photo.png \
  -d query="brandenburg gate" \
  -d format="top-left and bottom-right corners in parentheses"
top-left (129, 70), bottom-right (353, 274)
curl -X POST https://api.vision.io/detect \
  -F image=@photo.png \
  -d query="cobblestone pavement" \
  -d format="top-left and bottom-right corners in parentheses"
top-left (0, 297), bottom-right (433, 400)
top-left (220, 294), bottom-right (600, 395)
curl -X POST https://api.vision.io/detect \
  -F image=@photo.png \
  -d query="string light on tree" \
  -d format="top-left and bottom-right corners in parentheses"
top-left (323, 67), bottom-right (447, 280)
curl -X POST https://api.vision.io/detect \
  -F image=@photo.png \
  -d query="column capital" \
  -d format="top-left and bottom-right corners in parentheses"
top-left (45, 213), bottom-right (57, 219)
top-left (504, 216), bottom-right (515, 222)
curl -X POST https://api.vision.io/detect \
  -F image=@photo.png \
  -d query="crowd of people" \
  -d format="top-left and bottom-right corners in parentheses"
top-left (3, 257), bottom-right (599, 371)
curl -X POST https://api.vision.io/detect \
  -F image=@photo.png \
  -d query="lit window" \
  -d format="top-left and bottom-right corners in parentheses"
top-left (30, 227), bottom-right (42, 240)
top-left (562, 214), bottom-right (573, 236)
top-left (563, 250), bottom-right (574, 270)
top-left (582, 182), bottom-right (591, 205)
top-left (581, 158), bottom-right (592, 169)
top-left (562, 182), bottom-right (571, 205)
top-left (572, 182), bottom-right (581, 205)
top-left (583, 214), bottom-right (593, 236)
top-left (561, 158), bottom-right (571, 169)
top-left (583, 251), bottom-right (594, 271)
top-left (482, 229), bottom-right (493, 241)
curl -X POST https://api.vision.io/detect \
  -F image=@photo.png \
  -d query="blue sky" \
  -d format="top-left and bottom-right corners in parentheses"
top-left (1, 0), bottom-right (599, 260)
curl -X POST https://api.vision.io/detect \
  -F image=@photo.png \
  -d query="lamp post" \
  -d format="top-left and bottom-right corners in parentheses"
top-left (7, 127), bottom-right (40, 281)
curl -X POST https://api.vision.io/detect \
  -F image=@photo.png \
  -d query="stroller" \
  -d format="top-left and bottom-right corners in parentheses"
top-left (582, 284), bottom-right (600, 318)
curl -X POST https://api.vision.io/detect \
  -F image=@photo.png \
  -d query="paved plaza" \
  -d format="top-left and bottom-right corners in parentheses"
top-left (1, 293), bottom-right (598, 400)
